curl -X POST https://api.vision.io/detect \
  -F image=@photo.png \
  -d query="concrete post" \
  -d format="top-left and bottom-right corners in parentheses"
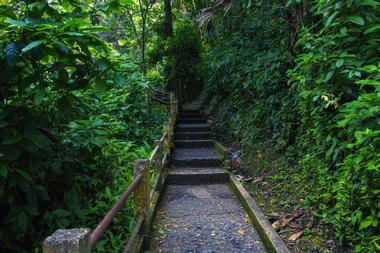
top-left (43, 228), bottom-right (91, 253)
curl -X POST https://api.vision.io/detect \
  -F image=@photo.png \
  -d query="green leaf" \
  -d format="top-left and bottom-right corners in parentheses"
top-left (120, 0), bottom-right (134, 4)
top-left (105, 187), bottom-right (112, 198)
top-left (6, 19), bottom-right (27, 27)
top-left (357, 79), bottom-right (380, 87)
top-left (53, 209), bottom-right (71, 217)
top-left (95, 78), bottom-right (107, 92)
top-left (22, 40), bottom-right (44, 53)
top-left (360, 216), bottom-right (374, 229)
top-left (359, 0), bottom-right (380, 6)
top-left (68, 121), bottom-right (79, 129)
top-left (364, 24), bottom-right (380, 34)
top-left (18, 212), bottom-right (28, 231)
top-left (26, 131), bottom-right (51, 148)
top-left (114, 73), bottom-right (126, 86)
top-left (90, 137), bottom-right (107, 146)
top-left (336, 59), bottom-right (344, 68)
top-left (325, 11), bottom-right (339, 27)
top-left (79, 26), bottom-right (109, 32)
top-left (347, 16), bottom-right (365, 26)
top-left (64, 32), bottom-right (85, 36)
top-left (3, 134), bottom-right (22, 145)
top-left (325, 71), bottom-right (334, 82)
top-left (15, 169), bottom-right (33, 182)
top-left (0, 164), bottom-right (8, 178)
top-left (34, 90), bottom-right (44, 106)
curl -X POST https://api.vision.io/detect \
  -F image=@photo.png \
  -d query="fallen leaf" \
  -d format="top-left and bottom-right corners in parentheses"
top-left (237, 228), bottom-right (245, 235)
top-left (306, 220), bottom-right (314, 228)
top-left (288, 222), bottom-right (303, 230)
top-left (288, 230), bottom-right (304, 241)
top-left (272, 217), bottom-right (292, 230)
top-left (252, 176), bottom-right (264, 183)
top-left (272, 209), bottom-right (305, 230)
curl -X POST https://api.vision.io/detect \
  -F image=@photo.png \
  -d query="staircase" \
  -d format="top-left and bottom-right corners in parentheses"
top-left (149, 108), bottom-right (268, 252)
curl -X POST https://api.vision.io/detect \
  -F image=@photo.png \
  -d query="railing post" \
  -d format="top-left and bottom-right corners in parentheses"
top-left (154, 140), bottom-right (163, 192)
top-left (154, 140), bottom-right (163, 173)
top-left (43, 228), bottom-right (91, 253)
top-left (134, 159), bottom-right (150, 234)
top-left (169, 92), bottom-right (176, 117)
top-left (163, 122), bottom-right (169, 150)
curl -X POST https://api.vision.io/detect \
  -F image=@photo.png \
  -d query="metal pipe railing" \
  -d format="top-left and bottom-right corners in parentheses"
top-left (89, 173), bottom-right (144, 248)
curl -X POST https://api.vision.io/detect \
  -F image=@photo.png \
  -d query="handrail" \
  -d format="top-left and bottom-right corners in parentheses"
top-left (152, 87), bottom-right (169, 95)
top-left (149, 145), bottom-right (161, 163)
top-left (152, 97), bottom-right (169, 105)
top-left (89, 173), bottom-right (144, 247)
top-left (42, 91), bottom-right (178, 253)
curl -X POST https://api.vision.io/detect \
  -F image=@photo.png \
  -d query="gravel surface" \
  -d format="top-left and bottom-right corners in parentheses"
top-left (152, 185), bottom-right (268, 253)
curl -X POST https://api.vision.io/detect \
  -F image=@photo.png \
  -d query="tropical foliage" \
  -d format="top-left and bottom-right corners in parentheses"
top-left (0, 0), bottom-right (166, 252)
top-left (201, 0), bottom-right (380, 252)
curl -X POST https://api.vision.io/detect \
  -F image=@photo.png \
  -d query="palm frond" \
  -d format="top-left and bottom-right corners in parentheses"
top-left (197, 0), bottom-right (234, 28)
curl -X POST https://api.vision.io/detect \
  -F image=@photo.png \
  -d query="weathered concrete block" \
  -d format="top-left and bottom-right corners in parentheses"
top-left (43, 228), bottom-right (91, 253)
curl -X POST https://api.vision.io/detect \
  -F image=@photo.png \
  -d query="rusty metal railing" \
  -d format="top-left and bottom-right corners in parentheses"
top-left (152, 87), bottom-right (170, 105)
top-left (42, 92), bottom-right (178, 253)
top-left (89, 173), bottom-right (143, 248)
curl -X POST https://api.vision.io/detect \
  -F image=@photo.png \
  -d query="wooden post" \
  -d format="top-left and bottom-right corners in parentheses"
top-left (134, 159), bottom-right (150, 234)
top-left (43, 228), bottom-right (91, 253)
top-left (163, 122), bottom-right (171, 155)
top-left (153, 140), bottom-right (163, 192)
top-left (169, 92), bottom-right (175, 117)
top-left (154, 140), bottom-right (163, 174)
top-left (174, 99), bottom-right (178, 115)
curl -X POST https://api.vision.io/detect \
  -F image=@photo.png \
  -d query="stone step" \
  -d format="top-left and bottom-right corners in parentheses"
top-left (178, 109), bottom-right (200, 114)
top-left (167, 167), bottom-right (229, 185)
top-left (178, 113), bottom-right (204, 119)
top-left (175, 132), bottom-right (214, 140)
top-left (172, 148), bottom-right (220, 167)
top-left (172, 158), bottom-right (220, 167)
top-left (177, 118), bottom-right (207, 124)
top-left (174, 139), bottom-right (214, 148)
top-left (176, 123), bottom-right (211, 132)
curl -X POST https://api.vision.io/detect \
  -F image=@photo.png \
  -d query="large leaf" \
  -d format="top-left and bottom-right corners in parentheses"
top-left (347, 16), bottom-right (365, 26)
top-left (22, 40), bottom-right (44, 53)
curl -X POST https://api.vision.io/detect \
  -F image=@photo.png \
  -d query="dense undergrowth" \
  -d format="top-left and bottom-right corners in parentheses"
top-left (201, 1), bottom-right (380, 252)
top-left (0, 1), bottom-right (166, 252)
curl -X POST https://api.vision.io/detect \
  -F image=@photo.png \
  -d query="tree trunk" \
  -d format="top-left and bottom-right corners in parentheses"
top-left (163, 0), bottom-right (173, 39)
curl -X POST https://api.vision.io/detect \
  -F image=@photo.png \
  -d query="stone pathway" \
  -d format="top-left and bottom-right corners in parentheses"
top-left (150, 109), bottom-right (268, 253)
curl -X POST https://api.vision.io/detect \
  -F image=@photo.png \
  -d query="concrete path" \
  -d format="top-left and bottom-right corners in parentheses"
top-left (150, 109), bottom-right (268, 253)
